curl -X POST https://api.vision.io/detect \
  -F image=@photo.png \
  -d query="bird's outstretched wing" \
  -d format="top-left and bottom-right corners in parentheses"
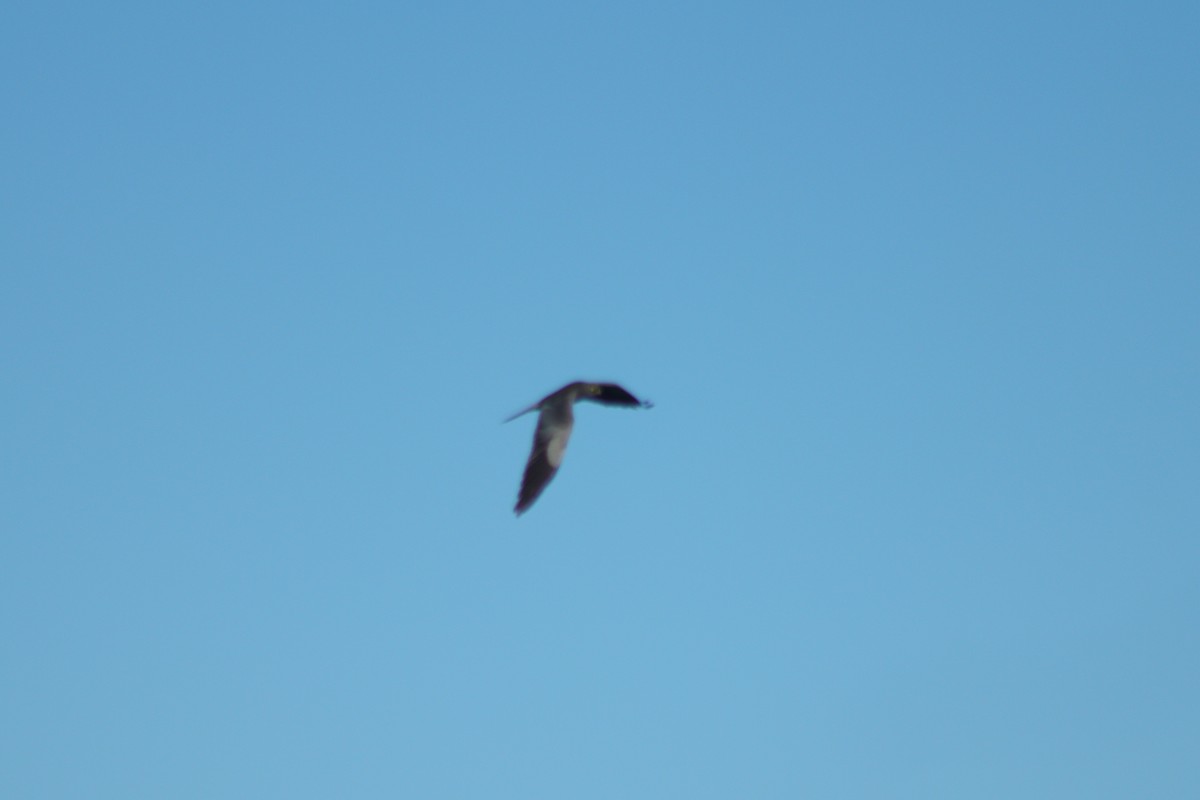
top-left (514, 413), bottom-right (574, 515)
top-left (592, 383), bottom-right (653, 408)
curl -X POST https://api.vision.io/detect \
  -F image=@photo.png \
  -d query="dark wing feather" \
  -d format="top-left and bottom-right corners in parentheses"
top-left (515, 445), bottom-right (557, 515)
top-left (591, 383), bottom-right (652, 408)
top-left (514, 414), bottom-right (572, 515)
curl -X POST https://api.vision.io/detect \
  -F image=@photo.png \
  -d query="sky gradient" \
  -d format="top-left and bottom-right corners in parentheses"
top-left (3, 2), bottom-right (1197, 797)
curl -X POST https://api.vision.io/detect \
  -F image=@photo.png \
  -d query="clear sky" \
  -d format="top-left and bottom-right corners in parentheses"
top-left (2, 2), bottom-right (1197, 797)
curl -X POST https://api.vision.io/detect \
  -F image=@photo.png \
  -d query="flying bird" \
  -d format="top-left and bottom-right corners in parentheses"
top-left (506, 381), bottom-right (652, 515)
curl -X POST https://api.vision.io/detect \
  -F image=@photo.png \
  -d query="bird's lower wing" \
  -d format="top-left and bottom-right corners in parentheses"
top-left (514, 419), bottom-right (572, 515)
top-left (515, 446), bottom-right (558, 515)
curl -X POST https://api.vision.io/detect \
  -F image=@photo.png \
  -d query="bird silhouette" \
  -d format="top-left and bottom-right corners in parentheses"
top-left (506, 381), bottom-right (652, 515)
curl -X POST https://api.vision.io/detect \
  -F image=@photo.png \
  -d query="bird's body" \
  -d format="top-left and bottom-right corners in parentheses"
top-left (507, 381), bottom-right (652, 515)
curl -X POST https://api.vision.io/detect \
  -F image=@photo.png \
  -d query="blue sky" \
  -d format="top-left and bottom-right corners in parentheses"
top-left (2, 1), bottom-right (1197, 797)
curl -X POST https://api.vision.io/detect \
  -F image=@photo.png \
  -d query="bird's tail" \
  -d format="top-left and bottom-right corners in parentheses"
top-left (502, 403), bottom-right (539, 423)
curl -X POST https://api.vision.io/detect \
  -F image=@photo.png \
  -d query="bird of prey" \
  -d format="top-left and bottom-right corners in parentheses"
top-left (506, 381), bottom-right (652, 515)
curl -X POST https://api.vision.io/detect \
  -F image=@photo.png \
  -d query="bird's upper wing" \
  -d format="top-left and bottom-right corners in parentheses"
top-left (592, 383), bottom-right (653, 408)
top-left (515, 413), bottom-right (573, 515)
